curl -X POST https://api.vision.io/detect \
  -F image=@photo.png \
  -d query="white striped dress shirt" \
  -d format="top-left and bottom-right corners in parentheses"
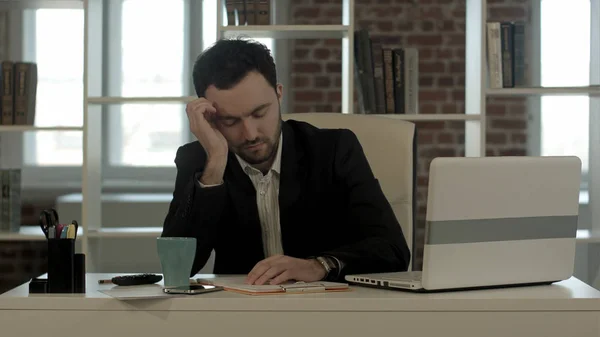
top-left (235, 133), bottom-right (284, 258)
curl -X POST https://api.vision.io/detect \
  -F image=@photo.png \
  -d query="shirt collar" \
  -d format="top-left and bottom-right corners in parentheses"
top-left (235, 132), bottom-right (283, 175)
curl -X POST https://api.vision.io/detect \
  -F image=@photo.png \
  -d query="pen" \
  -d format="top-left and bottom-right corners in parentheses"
top-left (66, 224), bottom-right (76, 239)
top-left (60, 226), bottom-right (68, 238)
top-left (70, 220), bottom-right (79, 240)
top-left (56, 224), bottom-right (65, 238)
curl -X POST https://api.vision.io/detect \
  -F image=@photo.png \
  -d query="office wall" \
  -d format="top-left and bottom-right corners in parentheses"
top-left (289, 0), bottom-right (531, 269)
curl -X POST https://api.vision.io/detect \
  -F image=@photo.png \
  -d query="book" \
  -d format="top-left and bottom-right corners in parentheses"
top-left (1, 60), bottom-right (14, 125)
top-left (1, 169), bottom-right (21, 233)
top-left (194, 275), bottom-right (350, 296)
top-left (486, 22), bottom-right (503, 89)
top-left (0, 60), bottom-right (37, 125)
top-left (13, 62), bottom-right (37, 125)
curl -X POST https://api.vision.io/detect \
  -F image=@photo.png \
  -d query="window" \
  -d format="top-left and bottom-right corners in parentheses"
top-left (19, 0), bottom-right (277, 187)
top-left (109, 0), bottom-right (188, 167)
top-left (540, 0), bottom-right (590, 180)
top-left (22, 9), bottom-right (84, 166)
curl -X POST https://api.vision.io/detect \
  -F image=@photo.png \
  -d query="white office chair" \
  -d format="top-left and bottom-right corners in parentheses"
top-left (283, 113), bottom-right (417, 271)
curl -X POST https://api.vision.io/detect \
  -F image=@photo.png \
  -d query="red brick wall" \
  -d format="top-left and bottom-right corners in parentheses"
top-left (289, 0), bottom-right (531, 269)
top-left (0, 202), bottom-right (51, 294)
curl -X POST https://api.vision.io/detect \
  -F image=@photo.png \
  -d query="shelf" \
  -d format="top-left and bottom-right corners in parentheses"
top-left (0, 0), bottom-right (83, 9)
top-left (0, 227), bottom-right (44, 241)
top-left (87, 227), bottom-right (162, 238)
top-left (219, 25), bottom-right (350, 39)
top-left (486, 86), bottom-right (600, 96)
top-left (576, 230), bottom-right (600, 244)
top-left (0, 226), bottom-right (83, 241)
top-left (87, 96), bottom-right (196, 104)
top-left (0, 126), bottom-right (83, 132)
top-left (372, 114), bottom-right (482, 121)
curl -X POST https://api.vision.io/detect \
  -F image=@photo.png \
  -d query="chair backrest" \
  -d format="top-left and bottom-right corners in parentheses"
top-left (282, 113), bottom-right (417, 270)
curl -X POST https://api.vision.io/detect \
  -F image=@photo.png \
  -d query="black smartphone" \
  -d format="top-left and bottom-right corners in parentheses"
top-left (163, 284), bottom-right (224, 295)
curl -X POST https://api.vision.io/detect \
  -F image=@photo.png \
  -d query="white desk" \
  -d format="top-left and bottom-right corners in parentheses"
top-left (1, 273), bottom-right (600, 337)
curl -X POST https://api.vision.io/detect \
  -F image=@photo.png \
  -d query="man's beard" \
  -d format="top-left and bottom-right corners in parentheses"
top-left (237, 114), bottom-right (282, 166)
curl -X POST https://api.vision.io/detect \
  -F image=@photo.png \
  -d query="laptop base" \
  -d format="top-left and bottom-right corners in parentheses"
top-left (347, 279), bottom-right (559, 293)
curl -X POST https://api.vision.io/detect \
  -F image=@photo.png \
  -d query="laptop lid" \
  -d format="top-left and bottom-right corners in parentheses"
top-left (421, 156), bottom-right (581, 290)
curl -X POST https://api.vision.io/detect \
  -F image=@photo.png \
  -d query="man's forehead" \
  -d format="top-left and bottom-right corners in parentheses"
top-left (216, 102), bottom-right (272, 119)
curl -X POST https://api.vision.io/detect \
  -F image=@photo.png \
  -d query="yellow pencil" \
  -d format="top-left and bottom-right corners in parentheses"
top-left (66, 224), bottom-right (76, 239)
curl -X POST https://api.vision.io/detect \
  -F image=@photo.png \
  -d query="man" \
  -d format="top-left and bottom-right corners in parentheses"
top-left (161, 37), bottom-right (410, 285)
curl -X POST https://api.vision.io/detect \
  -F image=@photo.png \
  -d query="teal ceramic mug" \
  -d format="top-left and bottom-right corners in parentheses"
top-left (156, 237), bottom-right (196, 288)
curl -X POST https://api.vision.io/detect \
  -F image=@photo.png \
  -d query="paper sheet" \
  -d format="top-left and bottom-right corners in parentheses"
top-left (98, 284), bottom-right (178, 300)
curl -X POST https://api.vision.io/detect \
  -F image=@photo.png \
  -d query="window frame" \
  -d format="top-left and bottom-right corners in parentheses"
top-left (9, 0), bottom-right (285, 194)
top-left (528, 0), bottom-right (598, 205)
top-left (101, 0), bottom-right (196, 185)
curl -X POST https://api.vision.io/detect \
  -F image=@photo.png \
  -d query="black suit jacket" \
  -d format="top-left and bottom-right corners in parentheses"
top-left (161, 119), bottom-right (411, 280)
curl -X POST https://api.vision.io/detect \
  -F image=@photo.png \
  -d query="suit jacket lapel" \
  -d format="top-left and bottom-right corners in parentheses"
top-left (278, 121), bottom-right (306, 252)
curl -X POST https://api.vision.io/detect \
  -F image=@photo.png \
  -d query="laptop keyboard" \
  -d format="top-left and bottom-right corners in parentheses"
top-left (378, 271), bottom-right (422, 282)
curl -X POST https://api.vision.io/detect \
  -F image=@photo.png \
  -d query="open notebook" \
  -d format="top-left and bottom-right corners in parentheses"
top-left (193, 275), bottom-right (350, 295)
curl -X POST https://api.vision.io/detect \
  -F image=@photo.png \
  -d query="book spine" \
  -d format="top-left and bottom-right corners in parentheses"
top-left (1, 61), bottom-right (14, 125)
top-left (382, 48), bottom-right (394, 114)
top-left (225, 0), bottom-right (236, 26)
top-left (355, 30), bottom-right (376, 114)
top-left (241, 0), bottom-right (248, 25)
top-left (404, 48), bottom-right (419, 114)
top-left (353, 53), bottom-right (366, 114)
top-left (244, 0), bottom-right (255, 25)
top-left (9, 169), bottom-right (21, 233)
top-left (256, 0), bottom-right (270, 25)
top-left (362, 31), bottom-right (377, 114)
top-left (392, 49), bottom-right (405, 114)
top-left (228, 0), bottom-right (245, 26)
top-left (252, 0), bottom-right (259, 24)
top-left (513, 22), bottom-right (526, 87)
top-left (1, 170), bottom-right (8, 232)
top-left (486, 22), bottom-right (503, 89)
top-left (500, 22), bottom-right (514, 88)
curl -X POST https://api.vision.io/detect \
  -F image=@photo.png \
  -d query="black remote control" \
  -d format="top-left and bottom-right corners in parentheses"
top-left (111, 274), bottom-right (163, 286)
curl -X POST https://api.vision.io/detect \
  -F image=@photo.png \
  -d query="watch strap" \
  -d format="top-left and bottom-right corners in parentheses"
top-left (316, 255), bottom-right (342, 281)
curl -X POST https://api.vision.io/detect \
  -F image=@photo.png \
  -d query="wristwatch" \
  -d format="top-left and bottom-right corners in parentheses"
top-left (315, 256), bottom-right (338, 281)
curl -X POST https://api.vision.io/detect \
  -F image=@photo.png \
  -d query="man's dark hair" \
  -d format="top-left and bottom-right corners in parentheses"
top-left (192, 37), bottom-right (277, 97)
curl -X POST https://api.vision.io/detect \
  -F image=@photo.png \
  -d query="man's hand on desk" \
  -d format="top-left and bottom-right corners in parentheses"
top-left (245, 255), bottom-right (327, 285)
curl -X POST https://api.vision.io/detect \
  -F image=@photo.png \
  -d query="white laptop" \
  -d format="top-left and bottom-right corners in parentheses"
top-left (345, 156), bottom-right (582, 292)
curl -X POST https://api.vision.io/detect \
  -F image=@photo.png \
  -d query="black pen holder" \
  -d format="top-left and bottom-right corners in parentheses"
top-left (74, 253), bottom-right (86, 293)
top-left (47, 238), bottom-right (75, 293)
top-left (31, 250), bottom-right (85, 294)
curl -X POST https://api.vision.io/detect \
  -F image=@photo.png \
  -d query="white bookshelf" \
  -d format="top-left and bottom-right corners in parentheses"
top-left (375, 114), bottom-right (482, 121)
top-left (0, 226), bottom-right (83, 241)
top-left (1, 0), bottom-right (599, 274)
top-left (86, 227), bottom-right (162, 238)
top-left (0, 0), bottom-right (83, 10)
top-left (220, 25), bottom-right (350, 39)
top-left (487, 86), bottom-right (600, 96)
top-left (0, 126), bottom-right (83, 132)
top-left (86, 96), bottom-right (195, 104)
